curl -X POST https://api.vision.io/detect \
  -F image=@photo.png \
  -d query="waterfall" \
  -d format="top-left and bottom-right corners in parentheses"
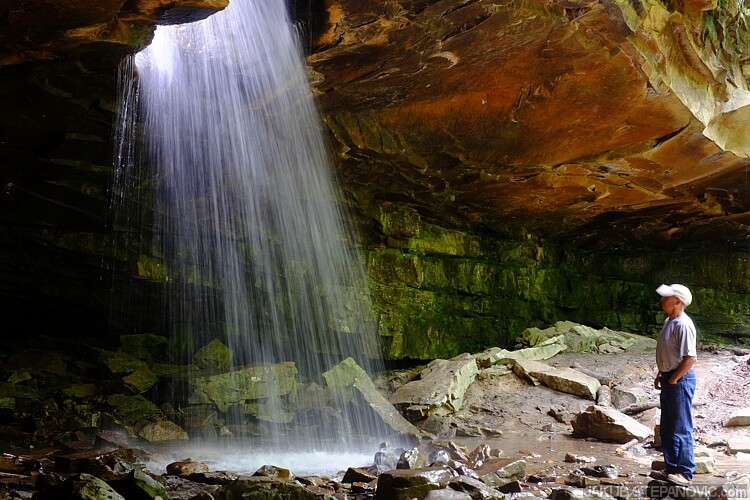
top-left (116, 0), bottom-right (390, 455)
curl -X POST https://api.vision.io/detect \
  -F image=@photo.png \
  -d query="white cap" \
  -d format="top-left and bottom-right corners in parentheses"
top-left (656, 284), bottom-right (693, 307)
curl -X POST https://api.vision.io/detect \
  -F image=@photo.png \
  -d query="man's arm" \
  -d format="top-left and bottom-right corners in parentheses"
top-left (667, 355), bottom-right (696, 384)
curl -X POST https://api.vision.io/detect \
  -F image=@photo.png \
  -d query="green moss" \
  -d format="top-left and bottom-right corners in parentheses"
top-left (136, 255), bottom-right (168, 282)
top-left (366, 203), bottom-right (750, 360)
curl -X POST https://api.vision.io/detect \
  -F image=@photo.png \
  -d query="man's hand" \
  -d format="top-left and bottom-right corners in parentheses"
top-left (654, 372), bottom-right (662, 389)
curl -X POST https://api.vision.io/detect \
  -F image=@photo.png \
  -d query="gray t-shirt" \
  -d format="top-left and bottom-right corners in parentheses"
top-left (656, 313), bottom-right (697, 372)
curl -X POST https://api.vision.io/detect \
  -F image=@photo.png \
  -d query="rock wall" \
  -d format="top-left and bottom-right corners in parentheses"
top-left (361, 202), bottom-right (750, 359)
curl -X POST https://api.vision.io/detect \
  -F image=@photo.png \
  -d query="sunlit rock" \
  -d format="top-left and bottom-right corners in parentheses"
top-left (475, 458), bottom-right (527, 488)
top-left (474, 339), bottom-right (567, 369)
top-left (375, 466), bottom-right (457, 500)
top-left (512, 359), bottom-right (601, 400)
top-left (166, 459), bottom-right (210, 477)
top-left (724, 408), bottom-right (750, 427)
top-left (571, 405), bottom-right (653, 443)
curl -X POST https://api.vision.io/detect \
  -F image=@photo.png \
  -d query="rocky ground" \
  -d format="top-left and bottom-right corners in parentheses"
top-left (448, 345), bottom-right (750, 483)
top-left (1, 335), bottom-right (750, 499)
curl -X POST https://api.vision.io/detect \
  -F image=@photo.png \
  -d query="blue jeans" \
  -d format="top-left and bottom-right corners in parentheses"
top-left (660, 369), bottom-right (696, 479)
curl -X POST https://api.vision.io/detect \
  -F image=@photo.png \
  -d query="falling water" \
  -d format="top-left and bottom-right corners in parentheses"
top-left (117, 0), bottom-right (391, 458)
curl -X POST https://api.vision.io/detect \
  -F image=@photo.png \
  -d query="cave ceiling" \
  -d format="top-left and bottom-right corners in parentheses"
top-left (0, 0), bottom-right (749, 252)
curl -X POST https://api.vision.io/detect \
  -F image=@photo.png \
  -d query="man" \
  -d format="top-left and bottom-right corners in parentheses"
top-left (654, 283), bottom-right (697, 486)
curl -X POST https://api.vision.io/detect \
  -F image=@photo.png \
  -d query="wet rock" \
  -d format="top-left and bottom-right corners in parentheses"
top-left (34, 472), bottom-right (126, 500)
top-left (566, 472), bottom-right (600, 487)
top-left (99, 350), bottom-right (148, 375)
top-left (448, 475), bottom-right (503, 498)
top-left (425, 488), bottom-right (474, 499)
top-left (579, 465), bottom-right (618, 479)
top-left (119, 334), bottom-right (167, 361)
top-left (188, 362), bottom-right (297, 412)
top-left (106, 394), bottom-right (162, 428)
top-left (724, 408), bottom-right (750, 426)
top-left (475, 458), bottom-right (526, 488)
top-left (342, 467), bottom-right (378, 484)
top-left (389, 355), bottom-right (479, 419)
top-left (375, 466), bottom-right (457, 500)
top-left (571, 405), bottom-right (652, 443)
top-left (374, 443), bottom-right (404, 469)
top-left (549, 484), bottom-right (617, 499)
top-left (166, 459), bottom-right (210, 477)
top-left (138, 419), bottom-right (189, 442)
top-left (253, 464), bottom-right (293, 480)
top-left (215, 476), bottom-right (328, 499)
top-left (186, 471), bottom-right (238, 485)
top-left (110, 466), bottom-right (169, 500)
top-left (565, 453), bottom-right (596, 463)
top-left (322, 357), bottom-right (422, 443)
top-left (122, 367), bottom-right (159, 394)
top-left (193, 339), bottom-right (232, 373)
top-left (468, 444), bottom-right (492, 468)
top-left (512, 359), bottom-right (600, 400)
top-left (398, 447), bottom-right (427, 469)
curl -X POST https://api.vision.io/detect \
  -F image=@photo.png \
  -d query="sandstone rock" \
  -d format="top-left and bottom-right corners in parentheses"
top-left (216, 476), bottom-right (326, 500)
top-left (475, 340), bottom-right (567, 369)
top-left (724, 408), bottom-right (750, 427)
top-left (322, 357), bottom-right (422, 443)
top-left (571, 405), bottom-right (652, 443)
top-left (167, 459), bottom-right (210, 477)
top-left (376, 466), bottom-right (457, 500)
top-left (728, 438), bottom-right (750, 454)
top-left (475, 458), bottom-right (526, 488)
top-left (517, 322), bottom-right (657, 354)
top-left (695, 456), bottom-right (717, 474)
top-left (188, 362), bottom-right (297, 412)
top-left (34, 473), bottom-right (126, 500)
top-left (425, 489), bottom-right (474, 499)
top-left (119, 333), bottom-right (166, 360)
top-left (193, 339), bottom-right (232, 372)
top-left (390, 355), bottom-right (479, 418)
top-left (512, 359), bottom-right (601, 400)
top-left (138, 419), bottom-right (189, 442)
top-left (447, 475), bottom-right (503, 499)
top-left (99, 350), bottom-right (148, 375)
top-left (122, 367), bottom-right (158, 394)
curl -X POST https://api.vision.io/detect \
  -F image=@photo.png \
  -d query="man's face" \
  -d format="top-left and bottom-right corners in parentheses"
top-left (660, 295), bottom-right (680, 315)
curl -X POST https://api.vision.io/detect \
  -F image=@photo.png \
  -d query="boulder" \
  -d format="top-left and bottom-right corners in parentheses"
top-left (375, 466), bottom-right (457, 500)
top-left (571, 405), bottom-right (653, 443)
top-left (323, 357), bottom-right (422, 443)
top-left (389, 354), bottom-right (479, 418)
top-left (724, 408), bottom-right (750, 427)
top-left (475, 458), bottom-right (527, 488)
top-left (474, 338), bottom-right (567, 369)
top-left (188, 362), bottom-right (297, 412)
top-left (512, 359), bottom-right (600, 400)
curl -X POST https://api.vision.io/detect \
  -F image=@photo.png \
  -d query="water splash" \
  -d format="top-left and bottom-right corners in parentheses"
top-left (117, 0), bottom-right (390, 452)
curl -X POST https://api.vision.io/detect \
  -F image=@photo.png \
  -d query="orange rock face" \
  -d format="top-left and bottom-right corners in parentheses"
top-left (307, 0), bottom-right (750, 248)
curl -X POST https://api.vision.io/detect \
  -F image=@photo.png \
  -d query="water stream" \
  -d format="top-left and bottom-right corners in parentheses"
top-left (115, 0), bottom-right (391, 463)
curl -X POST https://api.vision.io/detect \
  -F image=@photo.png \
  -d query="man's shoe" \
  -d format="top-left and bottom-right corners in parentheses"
top-left (667, 473), bottom-right (692, 486)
